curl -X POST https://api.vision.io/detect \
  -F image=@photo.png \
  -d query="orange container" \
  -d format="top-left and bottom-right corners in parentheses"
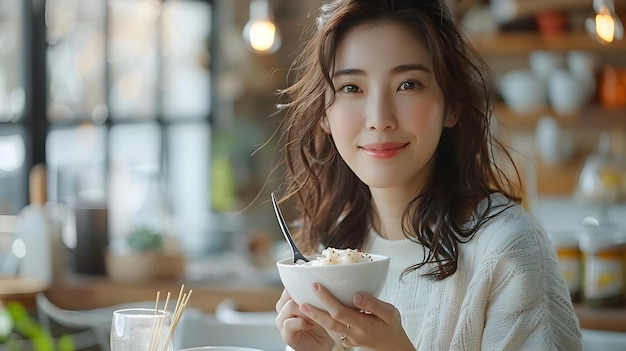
top-left (598, 65), bottom-right (626, 109)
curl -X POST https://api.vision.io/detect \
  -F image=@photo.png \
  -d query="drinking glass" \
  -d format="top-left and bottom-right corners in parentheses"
top-left (110, 308), bottom-right (173, 351)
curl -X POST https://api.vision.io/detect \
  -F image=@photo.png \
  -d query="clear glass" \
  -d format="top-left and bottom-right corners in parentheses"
top-left (110, 308), bottom-right (173, 351)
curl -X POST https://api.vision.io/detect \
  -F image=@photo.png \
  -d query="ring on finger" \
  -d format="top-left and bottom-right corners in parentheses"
top-left (340, 325), bottom-right (350, 344)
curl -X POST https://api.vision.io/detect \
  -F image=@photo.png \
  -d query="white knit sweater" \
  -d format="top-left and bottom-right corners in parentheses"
top-left (350, 193), bottom-right (582, 351)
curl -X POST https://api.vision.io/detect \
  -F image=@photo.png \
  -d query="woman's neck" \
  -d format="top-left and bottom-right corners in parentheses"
top-left (370, 188), bottom-right (417, 240)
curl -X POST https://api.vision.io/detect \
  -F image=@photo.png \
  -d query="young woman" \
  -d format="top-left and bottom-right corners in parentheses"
top-left (273, 1), bottom-right (582, 350)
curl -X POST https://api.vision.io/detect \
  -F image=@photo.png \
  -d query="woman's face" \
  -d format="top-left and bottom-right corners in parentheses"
top-left (324, 21), bottom-right (453, 194)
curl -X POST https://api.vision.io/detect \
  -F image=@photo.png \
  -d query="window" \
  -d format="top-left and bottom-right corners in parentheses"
top-left (0, 0), bottom-right (214, 257)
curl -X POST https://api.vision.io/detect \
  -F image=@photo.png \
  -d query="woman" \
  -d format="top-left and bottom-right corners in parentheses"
top-left (273, 0), bottom-right (582, 350)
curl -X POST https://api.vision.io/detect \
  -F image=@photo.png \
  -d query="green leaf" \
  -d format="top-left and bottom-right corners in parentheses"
top-left (58, 333), bottom-right (75, 351)
top-left (127, 227), bottom-right (163, 251)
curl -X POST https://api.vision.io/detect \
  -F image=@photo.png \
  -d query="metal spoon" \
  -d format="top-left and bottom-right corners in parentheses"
top-left (271, 192), bottom-right (310, 264)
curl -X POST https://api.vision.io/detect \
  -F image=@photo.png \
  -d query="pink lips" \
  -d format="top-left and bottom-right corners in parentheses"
top-left (360, 142), bottom-right (408, 159)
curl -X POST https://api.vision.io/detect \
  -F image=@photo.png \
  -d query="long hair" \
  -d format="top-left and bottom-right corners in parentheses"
top-left (275, 0), bottom-right (522, 280)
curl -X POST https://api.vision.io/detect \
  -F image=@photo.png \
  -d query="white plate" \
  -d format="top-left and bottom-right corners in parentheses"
top-left (177, 347), bottom-right (265, 351)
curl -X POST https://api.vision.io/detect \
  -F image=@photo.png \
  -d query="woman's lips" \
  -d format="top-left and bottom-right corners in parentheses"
top-left (359, 142), bottom-right (408, 159)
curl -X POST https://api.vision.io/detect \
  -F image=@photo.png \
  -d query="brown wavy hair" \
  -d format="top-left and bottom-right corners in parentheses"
top-left (274, 0), bottom-right (522, 280)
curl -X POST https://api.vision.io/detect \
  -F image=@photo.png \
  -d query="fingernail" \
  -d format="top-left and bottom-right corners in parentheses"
top-left (354, 293), bottom-right (364, 306)
top-left (299, 304), bottom-right (309, 313)
top-left (311, 283), bottom-right (319, 292)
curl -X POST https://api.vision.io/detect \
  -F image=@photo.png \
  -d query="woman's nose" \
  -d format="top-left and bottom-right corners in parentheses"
top-left (365, 91), bottom-right (397, 131)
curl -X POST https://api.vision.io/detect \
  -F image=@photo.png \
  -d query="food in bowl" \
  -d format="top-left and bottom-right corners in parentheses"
top-left (308, 247), bottom-right (372, 266)
top-left (276, 248), bottom-right (389, 311)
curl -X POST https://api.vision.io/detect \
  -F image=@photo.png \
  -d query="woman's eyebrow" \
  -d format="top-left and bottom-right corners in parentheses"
top-left (333, 63), bottom-right (431, 78)
top-left (332, 68), bottom-right (364, 78)
top-left (391, 63), bottom-right (431, 74)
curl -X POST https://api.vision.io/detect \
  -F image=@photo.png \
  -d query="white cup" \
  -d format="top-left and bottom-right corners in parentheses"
top-left (567, 50), bottom-right (597, 97)
top-left (535, 116), bottom-right (575, 165)
top-left (548, 69), bottom-right (590, 115)
top-left (499, 69), bottom-right (547, 114)
top-left (529, 50), bottom-right (566, 85)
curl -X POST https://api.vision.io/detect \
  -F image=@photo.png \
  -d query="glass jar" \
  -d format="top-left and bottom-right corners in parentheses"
top-left (579, 226), bottom-right (626, 307)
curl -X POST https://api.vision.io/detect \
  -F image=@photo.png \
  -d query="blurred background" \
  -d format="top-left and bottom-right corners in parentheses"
top-left (0, 0), bottom-right (625, 315)
top-left (0, 0), bottom-right (625, 350)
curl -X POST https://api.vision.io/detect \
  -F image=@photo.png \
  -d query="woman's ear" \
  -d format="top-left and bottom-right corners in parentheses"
top-left (444, 105), bottom-right (459, 128)
top-left (320, 116), bottom-right (331, 133)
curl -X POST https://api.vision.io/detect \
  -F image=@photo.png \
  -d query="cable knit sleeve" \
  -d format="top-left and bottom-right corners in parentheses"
top-left (466, 206), bottom-right (583, 351)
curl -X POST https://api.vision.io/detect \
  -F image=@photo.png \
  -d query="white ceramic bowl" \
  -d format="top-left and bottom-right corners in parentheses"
top-left (276, 254), bottom-right (390, 311)
top-left (177, 347), bottom-right (264, 351)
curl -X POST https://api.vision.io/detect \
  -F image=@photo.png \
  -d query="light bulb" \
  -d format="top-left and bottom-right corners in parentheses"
top-left (244, 19), bottom-right (279, 52)
top-left (586, 0), bottom-right (624, 44)
top-left (243, 0), bottom-right (281, 54)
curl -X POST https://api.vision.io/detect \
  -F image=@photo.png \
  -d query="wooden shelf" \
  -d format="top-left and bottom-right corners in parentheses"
top-left (470, 32), bottom-right (626, 56)
top-left (494, 104), bottom-right (626, 129)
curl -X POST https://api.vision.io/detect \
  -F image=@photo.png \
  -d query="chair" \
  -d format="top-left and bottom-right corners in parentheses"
top-left (36, 293), bottom-right (112, 350)
top-left (176, 299), bottom-right (285, 351)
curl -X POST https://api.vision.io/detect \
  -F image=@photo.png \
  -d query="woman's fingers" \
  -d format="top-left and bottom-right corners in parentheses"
top-left (298, 283), bottom-right (409, 348)
top-left (353, 291), bottom-right (398, 324)
top-left (298, 283), bottom-right (362, 342)
top-left (276, 289), bottom-right (292, 313)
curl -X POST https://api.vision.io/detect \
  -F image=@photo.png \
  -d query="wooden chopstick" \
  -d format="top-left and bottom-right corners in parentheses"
top-left (150, 287), bottom-right (190, 351)
top-left (156, 285), bottom-right (193, 351)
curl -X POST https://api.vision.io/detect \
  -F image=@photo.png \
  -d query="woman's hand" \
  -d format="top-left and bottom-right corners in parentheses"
top-left (275, 289), bottom-right (336, 351)
top-left (299, 283), bottom-right (415, 351)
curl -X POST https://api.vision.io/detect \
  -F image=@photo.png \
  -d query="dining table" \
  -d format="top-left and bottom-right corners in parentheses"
top-left (0, 277), bottom-right (47, 309)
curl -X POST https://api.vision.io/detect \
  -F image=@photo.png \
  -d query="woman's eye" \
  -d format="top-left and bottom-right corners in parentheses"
top-left (399, 80), bottom-right (422, 91)
top-left (339, 84), bottom-right (360, 93)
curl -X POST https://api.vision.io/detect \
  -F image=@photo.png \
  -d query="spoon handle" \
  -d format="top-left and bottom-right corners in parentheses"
top-left (271, 192), bottom-right (309, 263)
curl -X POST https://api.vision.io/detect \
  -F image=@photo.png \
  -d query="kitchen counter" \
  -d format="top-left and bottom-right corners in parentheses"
top-left (0, 277), bottom-right (47, 309)
top-left (42, 275), bottom-right (626, 333)
top-left (45, 275), bottom-right (284, 314)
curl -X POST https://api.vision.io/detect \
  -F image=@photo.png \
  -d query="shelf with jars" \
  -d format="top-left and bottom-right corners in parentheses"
top-left (492, 104), bottom-right (626, 196)
top-left (469, 27), bottom-right (626, 196)
top-left (470, 31), bottom-right (626, 56)
top-left (494, 103), bottom-right (626, 129)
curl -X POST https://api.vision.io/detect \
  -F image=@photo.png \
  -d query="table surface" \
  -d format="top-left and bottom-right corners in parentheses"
top-left (0, 277), bottom-right (48, 309)
top-left (13, 275), bottom-right (626, 333)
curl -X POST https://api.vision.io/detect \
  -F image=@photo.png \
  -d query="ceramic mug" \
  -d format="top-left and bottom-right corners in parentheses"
top-left (598, 65), bottom-right (626, 109)
top-left (548, 69), bottom-right (591, 115)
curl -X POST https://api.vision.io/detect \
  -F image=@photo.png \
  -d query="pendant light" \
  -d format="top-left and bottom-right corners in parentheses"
top-left (242, 0), bottom-right (281, 54)
top-left (586, 0), bottom-right (624, 44)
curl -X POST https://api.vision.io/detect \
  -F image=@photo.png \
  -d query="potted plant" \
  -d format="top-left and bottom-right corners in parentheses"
top-left (0, 300), bottom-right (74, 351)
top-left (105, 227), bottom-right (185, 282)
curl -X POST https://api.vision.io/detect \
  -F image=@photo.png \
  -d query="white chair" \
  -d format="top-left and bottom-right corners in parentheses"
top-left (36, 293), bottom-right (112, 350)
top-left (176, 299), bottom-right (285, 351)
